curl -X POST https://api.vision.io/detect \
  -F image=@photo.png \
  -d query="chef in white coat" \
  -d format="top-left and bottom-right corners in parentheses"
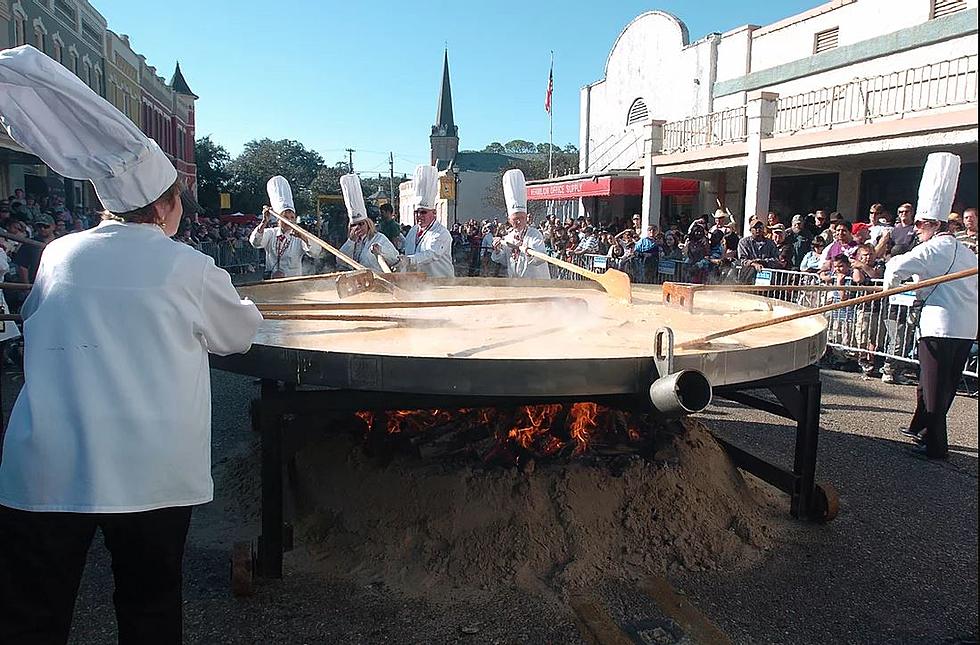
top-left (491, 169), bottom-right (551, 280)
top-left (0, 45), bottom-right (263, 643)
top-left (885, 153), bottom-right (979, 460)
top-left (399, 165), bottom-right (455, 278)
top-left (249, 175), bottom-right (321, 278)
top-left (338, 173), bottom-right (399, 273)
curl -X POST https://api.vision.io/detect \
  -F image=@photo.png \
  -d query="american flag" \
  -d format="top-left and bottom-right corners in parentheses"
top-left (544, 62), bottom-right (553, 115)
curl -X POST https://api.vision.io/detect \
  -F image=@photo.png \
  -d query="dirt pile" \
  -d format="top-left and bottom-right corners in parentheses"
top-left (279, 418), bottom-right (779, 598)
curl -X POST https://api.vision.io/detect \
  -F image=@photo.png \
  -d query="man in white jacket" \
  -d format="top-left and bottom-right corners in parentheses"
top-left (0, 45), bottom-right (263, 643)
top-left (885, 153), bottom-right (979, 460)
top-left (491, 169), bottom-right (551, 280)
top-left (249, 175), bottom-right (321, 278)
top-left (399, 165), bottom-right (455, 278)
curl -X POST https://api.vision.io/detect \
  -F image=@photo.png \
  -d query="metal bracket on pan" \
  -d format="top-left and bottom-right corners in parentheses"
top-left (653, 327), bottom-right (675, 377)
top-left (662, 282), bottom-right (698, 312)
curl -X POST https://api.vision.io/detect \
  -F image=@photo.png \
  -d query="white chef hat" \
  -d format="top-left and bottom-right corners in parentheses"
top-left (915, 152), bottom-right (960, 223)
top-left (267, 176), bottom-right (295, 214)
top-left (0, 45), bottom-right (176, 213)
top-left (502, 169), bottom-right (527, 216)
top-left (413, 165), bottom-right (439, 211)
top-left (340, 173), bottom-right (368, 225)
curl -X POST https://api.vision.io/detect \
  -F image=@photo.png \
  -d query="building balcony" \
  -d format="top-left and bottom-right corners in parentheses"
top-left (659, 54), bottom-right (978, 157)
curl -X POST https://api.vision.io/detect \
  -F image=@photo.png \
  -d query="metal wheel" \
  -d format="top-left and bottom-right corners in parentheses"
top-left (812, 481), bottom-right (840, 523)
top-left (231, 541), bottom-right (255, 597)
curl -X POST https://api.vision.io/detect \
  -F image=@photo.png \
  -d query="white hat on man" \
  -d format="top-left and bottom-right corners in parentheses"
top-left (502, 169), bottom-right (527, 216)
top-left (266, 176), bottom-right (295, 214)
top-left (915, 152), bottom-right (960, 223)
top-left (413, 165), bottom-right (439, 211)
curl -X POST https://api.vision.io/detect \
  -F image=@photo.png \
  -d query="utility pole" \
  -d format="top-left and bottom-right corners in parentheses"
top-left (345, 148), bottom-right (355, 173)
top-left (389, 152), bottom-right (395, 211)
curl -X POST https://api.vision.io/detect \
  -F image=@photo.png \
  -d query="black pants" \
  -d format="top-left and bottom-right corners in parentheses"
top-left (909, 336), bottom-right (973, 459)
top-left (0, 505), bottom-right (193, 645)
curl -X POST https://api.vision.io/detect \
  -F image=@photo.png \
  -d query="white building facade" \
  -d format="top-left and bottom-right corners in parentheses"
top-left (557, 0), bottom-right (978, 234)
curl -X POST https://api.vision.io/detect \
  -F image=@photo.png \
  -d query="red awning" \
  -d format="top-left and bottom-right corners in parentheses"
top-left (526, 176), bottom-right (699, 201)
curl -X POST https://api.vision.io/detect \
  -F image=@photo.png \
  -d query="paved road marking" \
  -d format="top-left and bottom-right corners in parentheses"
top-left (640, 576), bottom-right (732, 645)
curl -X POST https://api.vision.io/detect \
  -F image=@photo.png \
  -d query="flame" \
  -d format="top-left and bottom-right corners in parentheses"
top-left (568, 402), bottom-right (600, 454)
top-left (355, 401), bottom-right (648, 462)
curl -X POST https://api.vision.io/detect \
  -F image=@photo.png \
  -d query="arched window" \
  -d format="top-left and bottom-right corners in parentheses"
top-left (626, 98), bottom-right (649, 126)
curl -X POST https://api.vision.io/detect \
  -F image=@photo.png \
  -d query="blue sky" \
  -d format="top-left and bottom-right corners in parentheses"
top-left (94, 0), bottom-right (817, 177)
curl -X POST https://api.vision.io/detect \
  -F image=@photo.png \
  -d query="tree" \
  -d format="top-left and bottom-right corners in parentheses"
top-left (482, 142), bottom-right (580, 218)
top-left (194, 136), bottom-right (231, 213)
top-left (482, 142), bottom-right (505, 154)
top-left (563, 143), bottom-right (579, 154)
top-left (227, 139), bottom-right (324, 214)
top-left (309, 161), bottom-right (349, 198)
top-left (503, 139), bottom-right (536, 154)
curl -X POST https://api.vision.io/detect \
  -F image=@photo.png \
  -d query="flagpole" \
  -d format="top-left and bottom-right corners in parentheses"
top-left (549, 50), bottom-right (554, 179)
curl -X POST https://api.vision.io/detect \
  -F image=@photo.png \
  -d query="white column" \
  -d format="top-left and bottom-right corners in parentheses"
top-left (743, 91), bottom-right (778, 237)
top-left (641, 120), bottom-right (666, 233)
top-left (836, 169), bottom-right (861, 219)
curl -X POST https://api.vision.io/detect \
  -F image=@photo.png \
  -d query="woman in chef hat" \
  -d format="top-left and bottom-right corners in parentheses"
top-left (491, 169), bottom-right (551, 279)
top-left (338, 173), bottom-right (399, 273)
top-left (249, 175), bottom-right (321, 278)
top-left (0, 45), bottom-right (262, 642)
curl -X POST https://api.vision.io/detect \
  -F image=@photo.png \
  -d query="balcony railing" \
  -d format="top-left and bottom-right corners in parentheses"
top-left (774, 54), bottom-right (978, 135)
top-left (662, 107), bottom-right (748, 154)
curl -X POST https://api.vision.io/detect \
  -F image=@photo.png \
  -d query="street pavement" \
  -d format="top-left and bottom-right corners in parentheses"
top-left (2, 366), bottom-right (976, 644)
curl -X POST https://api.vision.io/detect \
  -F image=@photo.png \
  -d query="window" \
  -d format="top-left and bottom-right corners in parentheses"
top-left (69, 51), bottom-right (78, 75)
top-left (84, 62), bottom-right (91, 88)
top-left (15, 18), bottom-right (27, 46)
top-left (54, 0), bottom-right (77, 23)
top-left (626, 98), bottom-right (650, 126)
top-left (53, 41), bottom-right (63, 64)
top-left (81, 20), bottom-right (102, 49)
top-left (34, 28), bottom-right (45, 52)
top-left (813, 27), bottom-right (839, 54)
top-left (931, 0), bottom-right (967, 18)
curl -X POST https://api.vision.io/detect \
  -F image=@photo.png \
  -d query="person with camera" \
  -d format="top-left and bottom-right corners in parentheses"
top-left (886, 153), bottom-right (979, 459)
top-left (0, 45), bottom-right (262, 643)
top-left (249, 176), bottom-right (321, 278)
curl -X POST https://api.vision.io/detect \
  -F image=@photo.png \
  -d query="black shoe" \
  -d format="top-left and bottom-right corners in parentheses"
top-left (906, 443), bottom-right (947, 460)
top-left (898, 427), bottom-right (925, 444)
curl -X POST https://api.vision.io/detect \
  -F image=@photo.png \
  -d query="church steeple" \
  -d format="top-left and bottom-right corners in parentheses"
top-left (433, 49), bottom-right (457, 137)
top-left (430, 49), bottom-right (459, 168)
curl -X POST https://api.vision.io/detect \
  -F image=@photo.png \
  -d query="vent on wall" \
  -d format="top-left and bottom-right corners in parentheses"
top-left (626, 98), bottom-right (649, 126)
top-left (931, 0), bottom-right (967, 18)
top-left (813, 27), bottom-right (839, 54)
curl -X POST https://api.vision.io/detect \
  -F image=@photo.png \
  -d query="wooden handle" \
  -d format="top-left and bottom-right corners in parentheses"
top-left (270, 210), bottom-right (403, 295)
top-left (678, 267), bottom-right (979, 349)
top-left (271, 211), bottom-right (367, 271)
top-left (686, 283), bottom-right (883, 293)
top-left (256, 296), bottom-right (589, 312)
top-left (0, 231), bottom-right (46, 248)
top-left (526, 249), bottom-right (595, 280)
top-left (0, 314), bottom-right (23, 322)
top-left (0, 282), bottom-right (32, 291)
top-left (378, 255), bottom-right (393, 274)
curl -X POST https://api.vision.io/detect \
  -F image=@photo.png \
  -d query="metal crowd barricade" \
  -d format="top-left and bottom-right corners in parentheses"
top-left (194, 240), bottom-right (264, 274)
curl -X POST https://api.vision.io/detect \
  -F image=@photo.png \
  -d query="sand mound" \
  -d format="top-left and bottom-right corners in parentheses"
top-left (286, 418), bottom-right (779, 598)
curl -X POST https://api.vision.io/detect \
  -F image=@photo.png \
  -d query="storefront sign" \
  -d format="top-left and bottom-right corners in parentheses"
top-left (527, 176), bottom-right (698, 201)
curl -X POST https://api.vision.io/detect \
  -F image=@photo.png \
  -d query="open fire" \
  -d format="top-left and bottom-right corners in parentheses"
top-left (353, 403), bottom-right (651, 465)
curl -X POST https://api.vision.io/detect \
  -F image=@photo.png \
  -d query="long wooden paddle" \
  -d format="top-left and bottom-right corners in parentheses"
top-left (255, 295), bottom-right (590, 312)
top-left (677, 267), bottom-right (978, 349)
top-left (0, 231), bottom-right (46, 248)
top-left (269, 210), bottom-right (404, 296)
top-left (526, 249), bottom-right (632, 304)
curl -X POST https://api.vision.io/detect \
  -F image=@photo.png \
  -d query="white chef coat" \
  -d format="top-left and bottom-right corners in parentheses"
top-left (0, 221), bottom-right (263, 512)
top-left (249, 224), bottom-right (321, 277)
top-left (339, 231), bottom-right (399, 273)
top-left (490, 226), bottom-right (551, 280)
top-left (403, 220), bottom-right (455, 278)
top-left (884, 233), bottom-right (978, 339)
